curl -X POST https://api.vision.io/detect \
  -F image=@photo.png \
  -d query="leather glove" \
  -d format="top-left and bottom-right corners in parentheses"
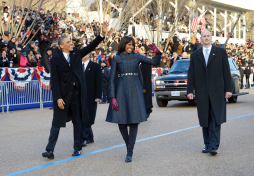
top-left (111, 97), bottom-right (118, 111)
top-left (148, 43), bottom-right (161, 55)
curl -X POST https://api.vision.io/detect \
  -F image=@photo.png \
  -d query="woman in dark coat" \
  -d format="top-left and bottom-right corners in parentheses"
top-left (106, 36), bottom-right (161, 162)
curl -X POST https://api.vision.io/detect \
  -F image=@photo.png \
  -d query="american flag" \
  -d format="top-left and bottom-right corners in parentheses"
top-left (190, 11), bottom-right (199, 31)
top-left (200, 13), bottom-right (206, 32)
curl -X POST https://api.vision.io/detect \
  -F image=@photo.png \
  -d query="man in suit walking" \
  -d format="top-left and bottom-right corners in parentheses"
top-left (100, 61), bottom-right (110, 104)
top-left (244, 62), bottom-right (251, 89)
top-left (82, 53), bottom-right (102, 146)
top-left (187, 30), bottom-right (232, 155)
top-left (42, 21), bottom-right (109, 159)
top-left (239, 64), bottom-right (244, 89)
top-left (140, 61), bottom-right (153, 118)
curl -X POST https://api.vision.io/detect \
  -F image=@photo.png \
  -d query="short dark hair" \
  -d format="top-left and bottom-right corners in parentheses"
top-left (117, 36), bottom-right (135, 55)
top-left (58, 36), bottom-right (68, 49)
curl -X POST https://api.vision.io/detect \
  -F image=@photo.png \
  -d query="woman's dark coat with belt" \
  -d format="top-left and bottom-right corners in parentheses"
top-left (106, 53), bottom-right (161, 124)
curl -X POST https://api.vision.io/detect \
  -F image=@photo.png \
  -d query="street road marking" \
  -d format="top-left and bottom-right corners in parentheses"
top-left (5, 113), bottom-right (254, 176)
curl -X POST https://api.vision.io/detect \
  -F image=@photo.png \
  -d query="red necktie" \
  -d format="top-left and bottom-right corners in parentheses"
top-left (48, 55), bottom-right (51, 64)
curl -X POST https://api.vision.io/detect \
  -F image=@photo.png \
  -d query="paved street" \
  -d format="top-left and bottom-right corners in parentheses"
top-left (1, 89), bottom-right (254, 176)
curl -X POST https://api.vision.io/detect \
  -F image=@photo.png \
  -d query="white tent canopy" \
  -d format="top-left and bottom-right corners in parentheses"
top-left (207, 0), bottom-right (254, 12)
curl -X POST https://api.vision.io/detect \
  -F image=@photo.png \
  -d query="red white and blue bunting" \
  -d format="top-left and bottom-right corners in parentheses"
top-left (0, 68), bottom-right (7, 81)
top-left (35, 68), bottom-right (51, 90)
top-left (0, 67), bottom-right (51, 91)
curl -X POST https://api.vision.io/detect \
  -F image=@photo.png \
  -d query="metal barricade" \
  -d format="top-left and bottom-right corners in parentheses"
top-left (40, 80), bottom-right (52, 104)
top-left (0, 80), bottom-right (52, 113)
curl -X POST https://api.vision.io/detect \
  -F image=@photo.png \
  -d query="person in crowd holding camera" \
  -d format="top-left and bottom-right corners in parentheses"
top-left (106, 36), bottom-right (161, 162)
top-left (27, 50), bottom-right (37, 67)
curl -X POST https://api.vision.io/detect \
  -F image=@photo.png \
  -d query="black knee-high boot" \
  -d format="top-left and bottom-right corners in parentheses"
top-left (118, 124), bottom-right (129, 148)
top-left (127, 124), bottom-right (138, 157)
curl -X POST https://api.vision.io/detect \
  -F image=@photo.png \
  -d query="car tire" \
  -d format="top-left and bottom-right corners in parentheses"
top-left (156, 99), bottom-right (168, 107)
top-left (228, 96), bottom-right (237, 103)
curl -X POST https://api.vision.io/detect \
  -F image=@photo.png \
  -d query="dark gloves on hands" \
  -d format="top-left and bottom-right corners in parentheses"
top-left (148, 43), bottom-right (161, 55)
top-left (111, 97), bottom-right (118, 111)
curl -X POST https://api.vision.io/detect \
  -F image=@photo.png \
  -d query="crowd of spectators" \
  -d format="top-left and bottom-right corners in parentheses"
top-left (0, 1), bottom-right (254, 72)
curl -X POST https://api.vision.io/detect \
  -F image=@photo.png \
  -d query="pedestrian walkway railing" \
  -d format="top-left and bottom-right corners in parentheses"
top-left (0, 80), bottom-right (52, 113)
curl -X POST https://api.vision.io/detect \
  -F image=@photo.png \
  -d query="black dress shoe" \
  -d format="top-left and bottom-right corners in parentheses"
top-left (72, 150), bottom-right (81, 156)
top-left (125, 156), bottom-right (132, 162)
top-left (82, 141), bottom-right (87, 147)
top-left (202, 147), bottom-right (209, 153)
top-left (42, 151), bottom-right (54, 159)
top-left (86, 139), bottom-right (94, 144)
top-left (210, 149), bottom-right (217, 156)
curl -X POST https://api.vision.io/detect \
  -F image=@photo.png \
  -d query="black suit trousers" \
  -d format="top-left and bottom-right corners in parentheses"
top-left (202, 99), bottom-right (221, 150)
top-left (240, 76), bottom-right (244, 89)
top-left (246, 76), bottom-right (250, 88)
top-left (46, 86), bottom-right (83, 151)
top-left (83, 125), bottom-right (94, 141)
top-left (102, 81), bottom-right (109, 102)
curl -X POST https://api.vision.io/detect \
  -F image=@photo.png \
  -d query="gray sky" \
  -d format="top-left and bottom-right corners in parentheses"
top-left (86, 0), bottom-right (95, 5)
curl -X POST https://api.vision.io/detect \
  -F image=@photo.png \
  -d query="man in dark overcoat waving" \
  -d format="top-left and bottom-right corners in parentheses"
top-left (42, 21), bottom-right (109, 159)
top-left (187, 30), bottom-right (232, 155)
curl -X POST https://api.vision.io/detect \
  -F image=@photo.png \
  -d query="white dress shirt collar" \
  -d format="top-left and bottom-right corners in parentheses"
top-left (62, 52), bottom-right (69, 61)
top-left (82, 60), bottom-right (90, 70)
top-left (202, 45), bottom-right (212, 56)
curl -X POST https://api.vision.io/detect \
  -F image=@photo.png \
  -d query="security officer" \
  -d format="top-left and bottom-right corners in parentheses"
top-left (100, 61), bottom-right (110, 104)
top-left (244, 62), bottom-right (251, 89)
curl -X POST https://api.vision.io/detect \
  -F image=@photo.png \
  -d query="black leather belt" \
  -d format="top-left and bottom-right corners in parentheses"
top-left (118, 73), bottom-right (138, 77)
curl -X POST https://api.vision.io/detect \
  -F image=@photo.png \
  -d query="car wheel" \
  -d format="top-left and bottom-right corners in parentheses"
top-left (156, 99), bottom-right (168, 107)
top-left (228, 96), bottom-right (237, 103)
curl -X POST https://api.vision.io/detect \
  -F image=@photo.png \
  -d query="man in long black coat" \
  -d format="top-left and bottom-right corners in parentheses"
top-left (187, 30), bottom-right (232, 155)
top-left (82, 54), bottom-right (102, 146)
top-left (42, 21), bottom-right (108, 159)
top-left (140, 62), bottom-right (153, 118)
